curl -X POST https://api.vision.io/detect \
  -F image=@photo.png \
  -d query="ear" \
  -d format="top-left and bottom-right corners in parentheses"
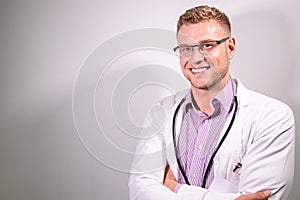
top-left (227, 37), bottom-right (236, 59)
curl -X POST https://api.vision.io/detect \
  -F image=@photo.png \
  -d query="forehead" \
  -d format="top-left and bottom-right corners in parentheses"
top-left (177, 21), bottom-right (226, 43)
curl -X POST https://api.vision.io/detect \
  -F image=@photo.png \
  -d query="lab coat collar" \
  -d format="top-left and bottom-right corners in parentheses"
top-left (233, 78), bottom-right (250, 108)
top-left (172, 78), bottom-right (250, 109)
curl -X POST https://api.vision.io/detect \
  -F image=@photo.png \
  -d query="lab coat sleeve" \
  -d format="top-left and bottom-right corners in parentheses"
top-left (176, 184), bottom-right (240, 199)
top-left (128, 103), bottom-right (183, 200)
top-left (238, 101), bottom-right (295, 200)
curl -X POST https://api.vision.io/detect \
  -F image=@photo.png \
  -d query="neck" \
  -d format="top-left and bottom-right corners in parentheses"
top-left (191, 79), bottom-right (230, 115)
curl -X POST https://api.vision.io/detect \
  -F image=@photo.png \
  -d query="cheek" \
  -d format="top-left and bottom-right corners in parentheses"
top-left (208, 49), bottom-right (228, 65)
top-left (179, 57), bottom-right (189, 68)
top-left (203, 53), bottom-right (217, 65)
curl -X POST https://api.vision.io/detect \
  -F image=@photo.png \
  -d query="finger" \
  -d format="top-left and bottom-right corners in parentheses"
top-left (253, 190), bottom-right (271, 199)
top-left (235, 190), bottom-right (271, 200)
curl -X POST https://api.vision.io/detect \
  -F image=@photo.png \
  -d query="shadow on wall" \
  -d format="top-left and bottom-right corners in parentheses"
top-left (231, 9), bottom-right (296, 103)
top-left (231, 9), bottom-right (299, 200)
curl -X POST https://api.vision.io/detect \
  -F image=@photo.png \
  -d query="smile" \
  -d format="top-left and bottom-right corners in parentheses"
top-left (191, 67), bottom-right (209, 73)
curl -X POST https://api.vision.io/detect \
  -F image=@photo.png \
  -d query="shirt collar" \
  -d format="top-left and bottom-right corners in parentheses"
top-left (184, 79), bottom-right (236, 115)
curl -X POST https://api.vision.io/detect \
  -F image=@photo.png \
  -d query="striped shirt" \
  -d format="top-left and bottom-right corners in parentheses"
top-left (176, 81), bottom-right (236, 190)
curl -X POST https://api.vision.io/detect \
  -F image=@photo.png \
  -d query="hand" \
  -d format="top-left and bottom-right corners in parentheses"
top-left (163, 165), bottom-right (178, 192)
top-left (235, 191), bottom-right (271, 200)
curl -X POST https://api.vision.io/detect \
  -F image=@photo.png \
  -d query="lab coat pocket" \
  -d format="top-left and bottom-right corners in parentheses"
top-left (228, 153), bottom-right (243, 184)
top-left (214, 151), bottom-right (243, 185)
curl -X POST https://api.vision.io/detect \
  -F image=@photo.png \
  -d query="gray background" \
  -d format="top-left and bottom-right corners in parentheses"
top-left (0, 0), bottom-right (299, 199)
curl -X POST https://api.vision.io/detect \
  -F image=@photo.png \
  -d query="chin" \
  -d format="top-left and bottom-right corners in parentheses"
top-left (191, 82), bottom-right (209, 90)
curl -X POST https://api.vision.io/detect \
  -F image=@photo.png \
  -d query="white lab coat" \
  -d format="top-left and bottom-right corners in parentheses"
top-left (128, 79), bottom-right (295, 200)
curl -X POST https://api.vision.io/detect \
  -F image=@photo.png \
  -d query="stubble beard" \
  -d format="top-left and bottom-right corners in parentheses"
top-left (191, 71), bottom-right (224, 89)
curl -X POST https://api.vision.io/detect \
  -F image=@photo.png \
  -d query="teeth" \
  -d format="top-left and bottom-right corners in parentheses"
top-left (191, 68), bottom-right (207, 73)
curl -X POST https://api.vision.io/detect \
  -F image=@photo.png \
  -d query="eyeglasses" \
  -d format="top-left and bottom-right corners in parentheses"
top-left (173, 37), bottom-right (230, 57)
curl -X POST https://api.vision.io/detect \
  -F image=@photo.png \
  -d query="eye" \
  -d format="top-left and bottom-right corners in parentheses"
top-left (179, 46), bottom-right (192, 53)
top-left (201, 42), bottom-right (215, 50)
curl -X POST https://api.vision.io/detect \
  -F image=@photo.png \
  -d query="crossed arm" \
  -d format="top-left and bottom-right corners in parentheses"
top-left (163, 165), bottom-right (271, 200)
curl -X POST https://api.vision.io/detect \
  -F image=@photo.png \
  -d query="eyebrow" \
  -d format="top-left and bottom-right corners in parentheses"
top-left (179, 39), bottom-right (217, 46)
top-left (199, 39), bottom-right (216, 43)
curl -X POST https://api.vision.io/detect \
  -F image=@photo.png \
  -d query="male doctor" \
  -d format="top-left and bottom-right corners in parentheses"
top-left (128, 5), bottom-right (295, 200)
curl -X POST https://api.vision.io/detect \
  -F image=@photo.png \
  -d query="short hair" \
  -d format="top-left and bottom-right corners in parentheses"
top-left (177, 5), bottom-right (231, 34)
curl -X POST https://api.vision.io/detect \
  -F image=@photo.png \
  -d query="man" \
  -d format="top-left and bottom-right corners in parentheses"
top-left (129, 5), bottom-right (295, 200)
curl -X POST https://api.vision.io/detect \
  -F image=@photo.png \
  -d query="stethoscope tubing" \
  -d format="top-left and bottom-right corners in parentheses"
top-left (172, 95), bottom-right (238, 188)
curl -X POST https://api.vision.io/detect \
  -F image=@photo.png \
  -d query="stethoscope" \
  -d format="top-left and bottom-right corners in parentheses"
top-left (172, 93), bottom-right (238, 188)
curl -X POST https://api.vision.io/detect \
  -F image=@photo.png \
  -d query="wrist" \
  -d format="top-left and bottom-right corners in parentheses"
top-left (174, 183), bottom-right (183, 193)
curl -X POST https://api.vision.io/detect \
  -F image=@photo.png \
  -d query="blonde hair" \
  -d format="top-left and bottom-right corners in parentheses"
top-left (177, 5), bottom-right (231, 34)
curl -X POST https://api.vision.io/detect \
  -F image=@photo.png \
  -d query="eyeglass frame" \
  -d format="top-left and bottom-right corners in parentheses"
top-left (173, 37), bottom-right (230, 57)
